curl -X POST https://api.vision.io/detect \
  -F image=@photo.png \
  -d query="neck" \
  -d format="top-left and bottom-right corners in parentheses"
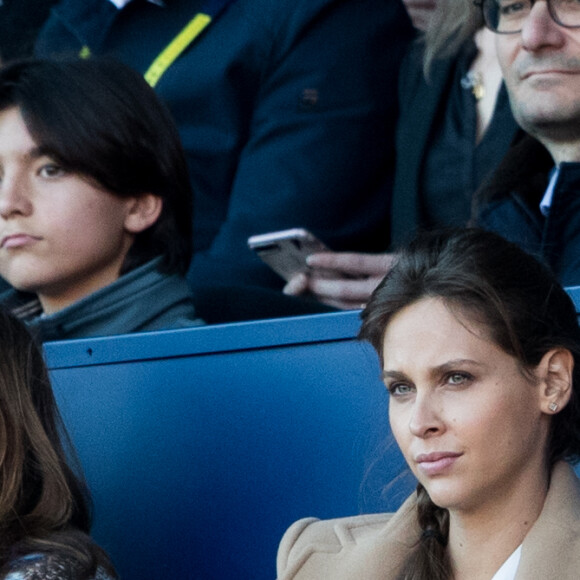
top-left (541, 140), bottom-right (580, 164)
top-left (523, 121), bottom-right (580, 163)
top-left (447, 464), bottom-right (549, 580)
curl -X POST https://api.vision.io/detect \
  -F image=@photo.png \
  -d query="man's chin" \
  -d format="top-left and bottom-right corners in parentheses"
top-left (515, 108), bottom-right (580, 141)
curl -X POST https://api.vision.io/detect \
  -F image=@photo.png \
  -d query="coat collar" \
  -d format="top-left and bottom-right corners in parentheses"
top-left (516, 461), bottom-right (580, 578)
top-left (283, 462), bottom-right (580, 579)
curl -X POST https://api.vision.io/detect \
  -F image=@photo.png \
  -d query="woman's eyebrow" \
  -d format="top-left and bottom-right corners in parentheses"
top-left (382, 359), bottom-right (485, 381)
top-left (435, 359), bottom-right (484, 373)
top-left (382, 370), bottom-right (407, 381)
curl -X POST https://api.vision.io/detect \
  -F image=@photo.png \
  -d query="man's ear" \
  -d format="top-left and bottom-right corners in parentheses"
top-left (537, 348), bottom-right (574, 415)
top-left (123, 194), bottom-right (163, 234)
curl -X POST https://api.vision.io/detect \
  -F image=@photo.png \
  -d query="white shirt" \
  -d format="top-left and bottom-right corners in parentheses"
top-left (540, 166), bottom-right (560, 217)
top-left (490, 545), bottom-right (522, 580)
top-left (107, 0), bottom-right (164, 8)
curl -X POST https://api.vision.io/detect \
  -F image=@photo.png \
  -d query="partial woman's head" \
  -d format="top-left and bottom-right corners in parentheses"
top-left (0, 57), bottom-right (192, 275)
top-left (0, 307), bottom-right (84, 530)
top-left (359, 228), bottom-right (580, 467)
top-left (422, 0), bottom-right (483, 77)
top-left (0, 307), bottom-right (117, 570)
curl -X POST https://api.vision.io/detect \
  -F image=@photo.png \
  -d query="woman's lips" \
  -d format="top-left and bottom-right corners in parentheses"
top-left (415, 452), bottom-right (462, 476)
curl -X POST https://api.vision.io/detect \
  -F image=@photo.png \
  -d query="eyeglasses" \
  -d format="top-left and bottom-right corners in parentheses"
top-left (475, 0), bottom-right (580, 34)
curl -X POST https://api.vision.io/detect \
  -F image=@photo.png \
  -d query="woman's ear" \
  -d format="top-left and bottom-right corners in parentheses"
top-left (537, 348), bottom-right (574, 415)
top-left (123, 194), bottom-right (163, 234)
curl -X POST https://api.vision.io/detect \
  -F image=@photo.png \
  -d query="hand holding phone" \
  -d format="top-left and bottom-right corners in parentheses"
top-left (247, 228), bottom-right (328, 282)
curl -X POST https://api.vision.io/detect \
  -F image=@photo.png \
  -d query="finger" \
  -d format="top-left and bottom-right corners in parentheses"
top-left (283, 272), bottom-right (309, 296)
top-left (318, 297), bottom-right (370, 311)
top-left (308, 275), bottom-right (384, 304)
top-left (307, 252), bottom-right (394, 277)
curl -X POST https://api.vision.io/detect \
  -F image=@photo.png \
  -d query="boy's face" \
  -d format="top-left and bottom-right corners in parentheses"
top-left (0, 107), bottom-right (139, 314)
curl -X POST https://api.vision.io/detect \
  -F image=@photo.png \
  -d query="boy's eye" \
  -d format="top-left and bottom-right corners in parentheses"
top-left (39, 163), bottom-right (65, 178)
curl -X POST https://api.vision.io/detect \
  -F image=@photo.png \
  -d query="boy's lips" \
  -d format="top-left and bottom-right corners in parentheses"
top-left (1, 233), bottom-right (42, 249)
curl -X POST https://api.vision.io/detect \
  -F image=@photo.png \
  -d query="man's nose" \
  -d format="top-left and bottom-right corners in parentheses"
top-left (521, 0), bottom-right (567, 51)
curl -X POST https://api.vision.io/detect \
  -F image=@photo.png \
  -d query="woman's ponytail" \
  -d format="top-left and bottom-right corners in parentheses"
top-left (395, 484), bottom-right (452, 580)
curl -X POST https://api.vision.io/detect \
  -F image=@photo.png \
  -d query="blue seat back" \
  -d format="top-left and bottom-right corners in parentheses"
top-left (45, 312), bottom-right (413, 580)
top-left (43, 287), bottom-right (580, 579)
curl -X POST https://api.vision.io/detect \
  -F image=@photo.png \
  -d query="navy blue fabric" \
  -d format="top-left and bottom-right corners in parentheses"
top-left (0, 0), bottom-right (60, 60)
top-left (201, 0), bottom-right (236, 16)
top-left (476, 134), bottom-right (580, 287)
top-left (36, 0), bottom-right (414, 290)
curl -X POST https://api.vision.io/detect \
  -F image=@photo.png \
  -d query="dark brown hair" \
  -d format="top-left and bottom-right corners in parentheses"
top-left (359, 228), bottom-right (580, 580)
top-left (0, 57), bottom-right (193, 276)
top-left (422, 0), bottom-right (483, 79)
top-left (0, 308), bottom-right (116, 577)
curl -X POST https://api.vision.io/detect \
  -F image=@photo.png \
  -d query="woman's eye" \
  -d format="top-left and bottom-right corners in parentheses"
top-left (446, 372), bottom-right (472, 386)
top-left (387, 382), bottom-right (414, 396)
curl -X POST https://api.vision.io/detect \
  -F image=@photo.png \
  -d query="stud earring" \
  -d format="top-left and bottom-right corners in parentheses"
top-left (549, 402), bottom-right (559, 412)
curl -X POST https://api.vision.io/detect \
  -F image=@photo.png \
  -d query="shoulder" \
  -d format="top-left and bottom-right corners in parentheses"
top-left (475, 132), bottom-right (551, 205)
top-left (0, 553), bottom-right (114, 580)
top-left (277, 513), bottom-right (394, 578)
top-left (237, 0), bottom-right (411, 46)
top-left (516, 463), bottom-right (580, 577)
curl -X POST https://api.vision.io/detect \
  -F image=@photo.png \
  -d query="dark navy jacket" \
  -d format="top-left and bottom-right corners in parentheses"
top-left (475, 134), bottom-right (580, 287)
top-left (391, 39), bottom-right (518, 249)
top-left (36, 0), bottom-right (414, 290)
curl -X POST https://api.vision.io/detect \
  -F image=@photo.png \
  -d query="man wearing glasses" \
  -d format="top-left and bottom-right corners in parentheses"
top-left (474, 0), bottom-right (580, 287)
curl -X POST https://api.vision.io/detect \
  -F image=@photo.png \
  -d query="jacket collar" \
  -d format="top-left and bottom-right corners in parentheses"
top-left (4, 257), bottom-right (198, 341)
top-left (516, 462), bottom-right (580, 578)
top-left (291, 462), bottom-right (580, 579)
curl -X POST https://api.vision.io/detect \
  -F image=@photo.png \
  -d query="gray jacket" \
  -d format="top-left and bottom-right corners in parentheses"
top-left (2, 258), bottom-right (204, 341)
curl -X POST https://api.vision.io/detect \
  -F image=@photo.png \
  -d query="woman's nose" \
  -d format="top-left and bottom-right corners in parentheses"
top-left (408, 392), bottom-right (444, 439)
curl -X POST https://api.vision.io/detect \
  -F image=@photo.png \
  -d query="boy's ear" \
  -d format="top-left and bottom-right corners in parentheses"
top-left (537, 348), bottom-right (574, 415)
top-left (123, 194), bottom-right (163, 234)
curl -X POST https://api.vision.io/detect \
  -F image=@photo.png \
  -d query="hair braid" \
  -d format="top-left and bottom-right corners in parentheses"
top-left (395, 484), bottom-right (452, 580)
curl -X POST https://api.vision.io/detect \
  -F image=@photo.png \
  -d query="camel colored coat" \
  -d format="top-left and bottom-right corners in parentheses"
top-left (277, 462), bottom-right (580, 579)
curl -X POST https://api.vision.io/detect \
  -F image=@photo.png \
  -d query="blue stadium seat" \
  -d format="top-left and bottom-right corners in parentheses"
top-left (44, 311), bottom-right (414, 580)
top-left (566, 285), bottom-right (580, 312)
top-left (44, 287), bottom-right (580, 579)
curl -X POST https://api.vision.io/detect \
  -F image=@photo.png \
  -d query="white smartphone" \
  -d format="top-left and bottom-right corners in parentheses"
top-left (247, 228), bottom-right (328, 282)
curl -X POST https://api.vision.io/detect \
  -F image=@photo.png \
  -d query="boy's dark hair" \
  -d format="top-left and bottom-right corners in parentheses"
top-left (0, 57), bottom-right (193, 275)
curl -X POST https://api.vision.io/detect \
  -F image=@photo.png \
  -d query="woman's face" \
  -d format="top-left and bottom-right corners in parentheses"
top-left (382, 297), bottom-right (551, 515)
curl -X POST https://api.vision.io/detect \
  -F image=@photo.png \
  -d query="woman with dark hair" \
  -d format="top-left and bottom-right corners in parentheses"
top-left (0, 308), bottom-right (116, 579)
top-left (277, 229), bottom-right (580, 579)
top-left (0, 57), bottom-right (204, 340)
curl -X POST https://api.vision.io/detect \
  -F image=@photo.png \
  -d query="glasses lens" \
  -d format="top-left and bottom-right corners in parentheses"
top-left (484, 0), bottom-right (531, 32)
top-left (553, 0), bottom-right (580, 28)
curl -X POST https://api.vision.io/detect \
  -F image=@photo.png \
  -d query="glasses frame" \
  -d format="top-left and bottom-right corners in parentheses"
top-left (474, 0), bottom-right (580, 34)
